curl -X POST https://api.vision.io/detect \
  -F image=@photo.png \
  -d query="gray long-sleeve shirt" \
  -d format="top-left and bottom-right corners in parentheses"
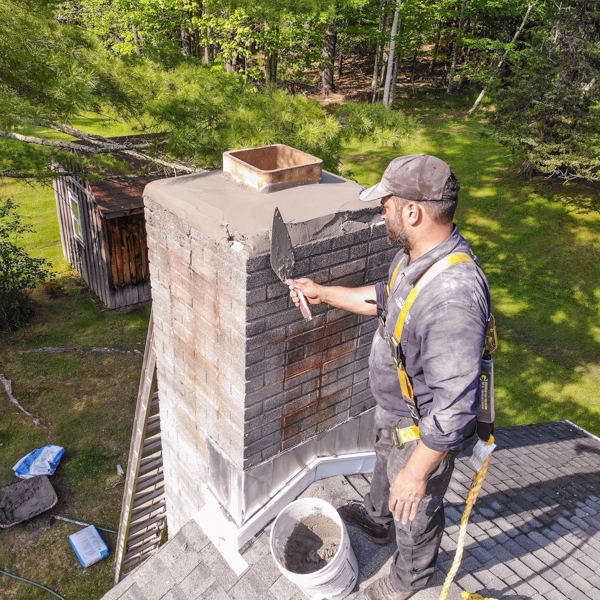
top-left (369, 226), bottom-right (491, 452)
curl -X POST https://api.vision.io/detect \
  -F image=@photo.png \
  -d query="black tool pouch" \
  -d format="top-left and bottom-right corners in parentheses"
top-left (476, 351), bottom-right (495, 442)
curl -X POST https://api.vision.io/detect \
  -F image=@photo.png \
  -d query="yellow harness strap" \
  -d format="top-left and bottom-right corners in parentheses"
top-left (386, 258), bottom-right (404, 295)
top-left (384, 252), bottom-right (499, 600)
top-left (389, 252), bottom-right (475, 404)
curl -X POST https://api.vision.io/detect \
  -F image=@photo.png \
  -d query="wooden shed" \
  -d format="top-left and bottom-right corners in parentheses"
top-left (53, 149), bottom-right (155, 308)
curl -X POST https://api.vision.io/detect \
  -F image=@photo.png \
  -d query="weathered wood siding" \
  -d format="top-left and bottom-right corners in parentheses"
top-left (54, 175), bottom-right (151, 309)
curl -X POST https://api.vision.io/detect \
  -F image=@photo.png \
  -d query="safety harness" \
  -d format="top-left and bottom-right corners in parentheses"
top-left (381, 251), bottom-right (499, 600)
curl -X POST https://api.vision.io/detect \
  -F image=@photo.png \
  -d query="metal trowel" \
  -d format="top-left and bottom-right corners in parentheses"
top-left (270, 207), bottom-right (312, 321)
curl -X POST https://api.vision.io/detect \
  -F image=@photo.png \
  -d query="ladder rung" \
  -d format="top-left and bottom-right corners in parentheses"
top-left (130, 503), bottom-right (165, 526)
top-left (139, 457), bottom-right (162, 474)
top-left (143, 432), bottom-right (161, 446)
top-left (142, 439), bottom-right (161, 455)
top-left (131, 493), bottom-right (164, 516)
top-left (135, 473), bottom-right (164, 493)
top-left (132, 486), bottom-right (164, 509)
top-left (146, 416), bottom-right (160, 432)
top-left (131, 499), bottom-right (164, 520)
top-left (126, 523), bottom-right (163, 546)
top-left (122, 542), bottom-right (161, 570)
top-left (123, 540), bottom-right (161, 567)
top-left (126, 531), bottom-right (163, 553)
top-left (140, 450), bottom-right (162, 466)
top-left (137, 467), bottom-right (162, 482)
top-left (129, 513), bottom-right (166, 537)
top-left (122, 551), bottom-right (154, 572)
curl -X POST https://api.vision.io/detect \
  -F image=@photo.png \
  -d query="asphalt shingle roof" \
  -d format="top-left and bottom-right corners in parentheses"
top-left (102, 421), bottom-right (600, 600)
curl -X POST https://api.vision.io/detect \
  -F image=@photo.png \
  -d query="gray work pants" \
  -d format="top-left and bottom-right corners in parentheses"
top-left (363, 406), bottom-right (458, 592)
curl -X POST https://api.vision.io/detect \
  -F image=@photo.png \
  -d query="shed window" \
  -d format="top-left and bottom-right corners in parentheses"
top-left (68, 191), bottom-right (83, 242)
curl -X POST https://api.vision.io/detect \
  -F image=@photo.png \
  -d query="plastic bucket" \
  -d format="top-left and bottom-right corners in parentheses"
top-left (270, 498), bottom-right (358, 600)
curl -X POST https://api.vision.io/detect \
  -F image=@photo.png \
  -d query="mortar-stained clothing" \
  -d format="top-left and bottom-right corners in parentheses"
top-left (365, 226), bottom-right (490, 592)
top-left (364, 406), bottom-right (460, 591)
top-left (370, 225), bottom-right (491, 451)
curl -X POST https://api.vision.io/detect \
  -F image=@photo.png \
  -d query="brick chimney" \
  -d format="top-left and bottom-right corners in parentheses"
top-left (143, 146), bottom-right (395, 536)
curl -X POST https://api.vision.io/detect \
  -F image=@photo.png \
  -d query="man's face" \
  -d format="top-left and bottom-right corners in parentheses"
top-left (381, 196), bottom-right (412, 251)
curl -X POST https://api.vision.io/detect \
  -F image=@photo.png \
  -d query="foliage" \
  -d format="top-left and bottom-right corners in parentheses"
top-left (0, 0), bottom-right (142, 126)
top-left (328, 100), bottom-right (419, 146)
top-left (139, 64), bottom-right (418, 171)
top-left (490, 0), bottom-right (600, 181)
top-left (0, 198), bottom-right (54, 328)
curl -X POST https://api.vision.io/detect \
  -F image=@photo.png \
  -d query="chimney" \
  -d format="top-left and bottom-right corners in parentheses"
top-left (143, 145), bottom-right (395, 539)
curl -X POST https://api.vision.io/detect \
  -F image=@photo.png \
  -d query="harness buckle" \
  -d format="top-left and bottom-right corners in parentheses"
top-left (391, 425), bottom-right (420, 449)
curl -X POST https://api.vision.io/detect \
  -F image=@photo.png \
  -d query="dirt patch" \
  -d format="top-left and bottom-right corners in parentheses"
top-left (284, 512), bottom-right (341, 574)
top-left (0, 476), bottom-right (57, 527)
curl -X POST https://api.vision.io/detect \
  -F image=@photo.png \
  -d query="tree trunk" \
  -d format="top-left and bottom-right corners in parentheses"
top-left (265, 52), bottom-right (278, 85)
top-left (203, 37), bottom-right (210, 64)
top-left (447, 0), bottom-right (468, 95)
top-left (383, 0), bottom-right (402, 107)
top-left (389, 46), bottom-right (401, 106)
top-left (389, 21), bottom-right (404, 106)
top-left (320, 21), bottom-right (337, 94)
top-left (371, 2), bottom-right (387, 102)
top-left (132, 24), bottom-right (142, 56)
top-left (203, 4), bottom-right (211, 64)
top-left (429, 22), bottom-right (442, 76)
top-left (181, 26), bottom-right (190, 56)
top-left (467, 2), bottom-right (534, 116)
top-left (458, 47), bottom-right (471, 90)
top-left (410, 48), bottom-right (418, 88)
top-left (371, 43), bottom-right (381, 102)
top-left (338, 45), bottom-right (344, 78)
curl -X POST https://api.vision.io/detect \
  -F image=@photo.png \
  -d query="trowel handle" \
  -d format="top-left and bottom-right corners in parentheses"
top-left (296, 289), bottom-right (313, 321)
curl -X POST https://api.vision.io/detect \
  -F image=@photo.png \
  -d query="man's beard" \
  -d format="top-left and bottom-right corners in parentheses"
top-left (386, 211), bottom-right (412, 251)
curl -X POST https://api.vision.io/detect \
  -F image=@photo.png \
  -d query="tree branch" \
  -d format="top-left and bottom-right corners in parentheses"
top-left (3, 122), bottom-right (206, 175)
top-left (466, 3), bottom-right (535, 116)
top-left (0, 130), bottom-right (150, 154)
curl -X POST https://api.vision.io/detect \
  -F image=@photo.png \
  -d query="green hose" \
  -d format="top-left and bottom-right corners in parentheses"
top-left (0, 568), bottom-right (67, 600)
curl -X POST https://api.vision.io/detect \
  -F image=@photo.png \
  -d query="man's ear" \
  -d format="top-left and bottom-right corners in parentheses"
top-left (404, 201), bottom-right (422, 225)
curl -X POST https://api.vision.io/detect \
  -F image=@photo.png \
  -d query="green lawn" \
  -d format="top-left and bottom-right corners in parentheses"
top-left (0, 114), bottom-right (147, 600)
top-left (343, 97), bottom-right (600, 434)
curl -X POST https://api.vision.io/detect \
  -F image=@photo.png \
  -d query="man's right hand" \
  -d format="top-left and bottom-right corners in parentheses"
top-left (288, 278), bottom-right (323, 306)
top-left (287, 280), bottom-right (378, 317)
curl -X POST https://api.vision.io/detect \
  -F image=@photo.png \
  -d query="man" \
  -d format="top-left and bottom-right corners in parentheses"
top-left (289, 154), bottom-right (490, 600)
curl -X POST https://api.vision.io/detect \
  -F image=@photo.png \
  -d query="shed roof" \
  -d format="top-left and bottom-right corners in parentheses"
top-left (70, 135), bottom-right (167, 217)
top-left (90, 177), bottom-right (154, 217)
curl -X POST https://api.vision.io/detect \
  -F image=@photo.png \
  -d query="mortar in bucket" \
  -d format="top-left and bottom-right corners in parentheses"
top-left (270, 498), bottom-right (358, 600)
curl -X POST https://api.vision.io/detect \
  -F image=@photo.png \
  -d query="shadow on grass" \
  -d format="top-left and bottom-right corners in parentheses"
top-left (343, 112), bottom-right (600, 432)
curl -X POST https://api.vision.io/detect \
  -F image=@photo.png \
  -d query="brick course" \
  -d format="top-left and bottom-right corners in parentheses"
top-left (146, 191), bottom-right (389, 530)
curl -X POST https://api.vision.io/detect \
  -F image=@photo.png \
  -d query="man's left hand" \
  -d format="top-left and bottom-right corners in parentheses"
top-left (388, 468), bottom-right (428, 525)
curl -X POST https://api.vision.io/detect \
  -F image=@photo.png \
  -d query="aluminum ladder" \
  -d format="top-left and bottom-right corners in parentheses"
top-left (113, 313), bottom-right (166, 583)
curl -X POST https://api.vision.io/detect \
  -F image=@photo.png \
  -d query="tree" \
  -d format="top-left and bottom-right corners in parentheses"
top-left (0, 0), bottom-right (194, 178)
top-left (490, 0), bottom-right (600, 181)
top-left (0, 198), bottom-right (54, 328)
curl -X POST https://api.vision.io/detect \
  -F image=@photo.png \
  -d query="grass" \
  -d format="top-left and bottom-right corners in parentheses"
top-left (343, 91), bottom-right (600, 433)
top-left (0, 93), bottom-right (599, 598)
top-left (0, 113), bottom-right (148, 600)
top-left (0, 276), bottom-right (150, 599)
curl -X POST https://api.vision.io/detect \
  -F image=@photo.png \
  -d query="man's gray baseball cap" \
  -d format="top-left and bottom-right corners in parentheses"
top-left (359, 154), bottom-right (453, 202)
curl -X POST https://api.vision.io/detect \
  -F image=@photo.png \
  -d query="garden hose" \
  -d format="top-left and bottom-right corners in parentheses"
top-left (0, 568), bottom-right (67, 600)
top-left (439, 436), bottom-right (497, 600)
